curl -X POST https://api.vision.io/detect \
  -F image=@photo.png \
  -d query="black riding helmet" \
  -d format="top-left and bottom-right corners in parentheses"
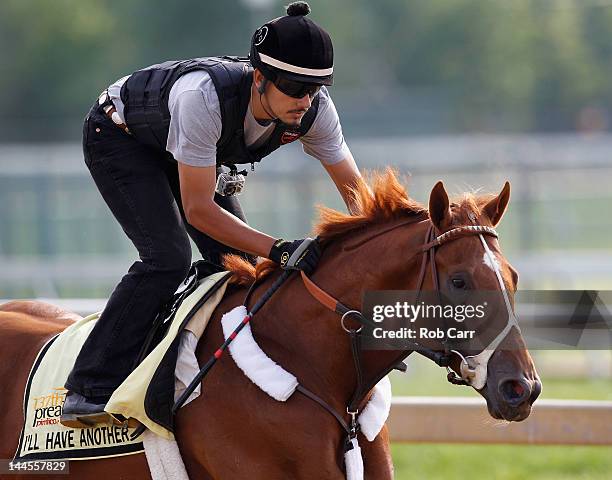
top-left (249, 1), bottom-right (333, 97)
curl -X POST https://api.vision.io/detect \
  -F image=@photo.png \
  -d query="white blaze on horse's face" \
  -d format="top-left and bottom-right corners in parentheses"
top-left (482, 250), bottom-right (501, 272)
top-left (458, 234), bottom-right (521, 390)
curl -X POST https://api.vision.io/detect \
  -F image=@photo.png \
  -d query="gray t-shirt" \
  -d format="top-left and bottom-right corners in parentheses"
top-left (108, 70), bottom-right (350, 167)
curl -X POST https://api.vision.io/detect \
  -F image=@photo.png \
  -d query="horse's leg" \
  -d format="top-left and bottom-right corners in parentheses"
top-left (361, 425), bottom-right (394, 480)
top-left (179, 436), bottom-right (346, 480)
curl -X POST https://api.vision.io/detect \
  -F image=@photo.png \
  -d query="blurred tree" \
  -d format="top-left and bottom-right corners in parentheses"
top-left (0, 0), bottom-right (251, 140)
top-left (311, 0), bottom-right (612, 131)
top-left (2, 0), bottom-right (612, 139)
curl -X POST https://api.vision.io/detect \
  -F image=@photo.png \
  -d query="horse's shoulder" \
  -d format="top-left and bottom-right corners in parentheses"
top-left (0, 300), bottom-right (80, 328)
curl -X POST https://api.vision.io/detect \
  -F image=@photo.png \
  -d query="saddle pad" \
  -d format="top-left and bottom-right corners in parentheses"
top-left (13, 313), bottom-right (144, 462)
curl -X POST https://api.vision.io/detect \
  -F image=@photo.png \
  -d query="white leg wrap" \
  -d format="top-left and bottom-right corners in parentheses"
top-left (143, 430), bottom-right (189, 480)
top-left (344, 438), bottom-right (364, 480)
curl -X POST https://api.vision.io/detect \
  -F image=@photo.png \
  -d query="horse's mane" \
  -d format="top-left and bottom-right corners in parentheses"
top-left (224, 168), bottom-right (495, 286)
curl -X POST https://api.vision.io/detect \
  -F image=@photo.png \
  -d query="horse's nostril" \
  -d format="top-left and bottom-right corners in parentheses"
top-left (529, 379), bottom-right (542, 405)
top-left (499, 379), bottom-right (530, 405)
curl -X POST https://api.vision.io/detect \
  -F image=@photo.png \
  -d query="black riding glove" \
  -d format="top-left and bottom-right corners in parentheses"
top-left (268, 238), bottom-right (321, 274)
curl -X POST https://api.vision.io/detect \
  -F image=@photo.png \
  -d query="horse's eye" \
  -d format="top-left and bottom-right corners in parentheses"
top-left (452, 278), bottom-right (466, 289)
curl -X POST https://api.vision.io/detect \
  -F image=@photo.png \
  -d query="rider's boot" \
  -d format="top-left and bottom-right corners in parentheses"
top-left (60, 391), bottom-right (112, 428)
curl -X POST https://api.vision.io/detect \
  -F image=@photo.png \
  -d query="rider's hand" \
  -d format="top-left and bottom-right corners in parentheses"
top-left (268, 238), bottom-right (321, 274)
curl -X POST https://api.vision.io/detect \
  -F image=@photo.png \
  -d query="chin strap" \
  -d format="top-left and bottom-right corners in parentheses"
top-left (257, 78), bottom-right (281, 122)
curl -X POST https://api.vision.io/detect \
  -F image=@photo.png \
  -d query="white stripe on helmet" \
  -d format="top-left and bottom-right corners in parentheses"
top-left (258, 53), bottom-right (333, 77)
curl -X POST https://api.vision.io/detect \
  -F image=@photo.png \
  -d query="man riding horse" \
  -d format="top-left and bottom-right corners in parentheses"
top-left (61, 1), bottom-right (362, 427)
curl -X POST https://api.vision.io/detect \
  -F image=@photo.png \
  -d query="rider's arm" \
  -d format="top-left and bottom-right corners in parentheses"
top-left (178, 163), bottom-right (276, 258)
top-left (299, 88), bottom-right (366, 215)
top-left (322, 152), bottom-right (363, 215)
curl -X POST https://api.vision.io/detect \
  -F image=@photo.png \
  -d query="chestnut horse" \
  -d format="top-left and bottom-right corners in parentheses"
top-left (0, 171), bottom-right (541, 479)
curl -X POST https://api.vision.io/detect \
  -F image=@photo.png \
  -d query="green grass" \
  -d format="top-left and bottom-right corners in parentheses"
top-left (392, 444), bottom-right (612, 480)
top-left (390, 353), bottom-right (612, 479)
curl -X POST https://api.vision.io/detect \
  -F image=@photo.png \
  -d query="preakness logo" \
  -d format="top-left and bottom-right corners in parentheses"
top-left (31, 387), bottom-right (67, 428)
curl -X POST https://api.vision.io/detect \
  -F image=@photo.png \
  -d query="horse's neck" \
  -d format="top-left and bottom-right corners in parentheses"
top-left (338, 219), bottom-right (430, 401)
top-left (251, 218), bottom-right (430, 411)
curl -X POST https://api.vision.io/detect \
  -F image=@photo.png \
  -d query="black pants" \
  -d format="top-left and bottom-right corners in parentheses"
top-left (65, 102), bottom-right (248, 400)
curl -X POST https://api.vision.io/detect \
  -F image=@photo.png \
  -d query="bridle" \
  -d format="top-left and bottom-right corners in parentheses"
top-left (299, 218), bottom-right (522, 435)
top-left (414, 222), bottom-right (521, 389)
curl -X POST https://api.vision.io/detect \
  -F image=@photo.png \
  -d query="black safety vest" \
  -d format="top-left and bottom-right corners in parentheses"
top-left (120, 56), bottom-right (320, 168)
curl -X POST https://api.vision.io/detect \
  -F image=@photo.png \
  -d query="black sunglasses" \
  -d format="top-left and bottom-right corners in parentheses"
top-left (273, 77), bottom-right (321, 99)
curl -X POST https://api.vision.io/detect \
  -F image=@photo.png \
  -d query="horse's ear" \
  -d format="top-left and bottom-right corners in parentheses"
top-left (483, 181), bottom-right (511, 226)
top-left (428, 181), bottom-right (451, 231)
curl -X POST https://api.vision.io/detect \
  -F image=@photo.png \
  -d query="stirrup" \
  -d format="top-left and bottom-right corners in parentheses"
top-left (60, 411), bottom-right (114, 429)
top-left (109, 413), bottom-right (142, 429)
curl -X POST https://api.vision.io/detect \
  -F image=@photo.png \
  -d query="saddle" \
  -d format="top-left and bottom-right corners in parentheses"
top-left (133, 259), bottom-right (227, 368)
top-left (105, 262), bottom-right (232, 438)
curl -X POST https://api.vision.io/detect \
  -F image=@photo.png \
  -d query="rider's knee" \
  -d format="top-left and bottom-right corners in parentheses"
top-left (147, 238), bottom-right (192, 285)
top-left (162, 248), bottom-right (191, 276)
